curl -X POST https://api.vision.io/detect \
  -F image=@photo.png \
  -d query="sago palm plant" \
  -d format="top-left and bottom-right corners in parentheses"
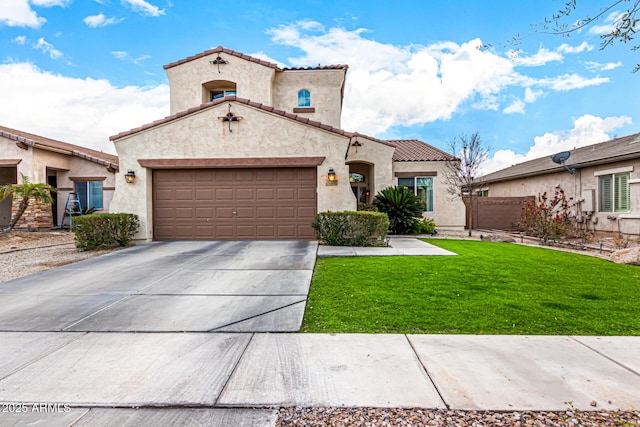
top-left (373, 186), bottom-right (423, 234)
top-left (0, 173), bottom-right (56, 232)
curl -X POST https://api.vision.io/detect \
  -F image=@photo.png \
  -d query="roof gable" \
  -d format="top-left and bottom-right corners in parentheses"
top-left (0, 125), bottom-right (119, 170)
top-left (388, 139), bottom-right (456, 161)
top-left (164, 46), bottom-right (348, 72)
top-left (481, 132), bottom-right (640, 183)
top-left (110, 96), bottom-right (393, 147)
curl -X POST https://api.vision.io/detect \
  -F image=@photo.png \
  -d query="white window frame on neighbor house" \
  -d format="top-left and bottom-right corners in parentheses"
top-left (595, 167), bottom-right (632, 213)
top-left (398, 176), bottom-right (434, 212)
top-left (73, 180), bottom-right (104, 211)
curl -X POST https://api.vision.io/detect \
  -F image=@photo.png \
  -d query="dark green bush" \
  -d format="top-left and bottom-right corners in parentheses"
top-left (312, 211), bottom-right (389, 246)
top-left (374, 186), bottom-right (423, 234)
top-left (72, 213), bottom-right (140, 250)
top-left (414, 217), bottom-right (437, 234)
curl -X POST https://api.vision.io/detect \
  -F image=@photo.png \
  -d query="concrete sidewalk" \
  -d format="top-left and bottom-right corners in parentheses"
top-left (1, 332), bottom-right (638, 425)
top-left (318, 236), bottom-right (457, 257)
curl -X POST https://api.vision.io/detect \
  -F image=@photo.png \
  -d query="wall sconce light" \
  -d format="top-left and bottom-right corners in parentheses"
top-left (327, 168), bottom-right (338, 185)
top-left (124, 170), bottom-right (136, 184)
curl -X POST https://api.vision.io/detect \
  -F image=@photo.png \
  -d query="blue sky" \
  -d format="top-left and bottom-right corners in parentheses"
top-left (1, 0), bottom-right (639, 173)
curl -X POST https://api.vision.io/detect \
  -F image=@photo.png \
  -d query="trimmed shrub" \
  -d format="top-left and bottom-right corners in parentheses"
top-left (72, 213), bottom-right (140, 250)
top-left (414, 217), bottom-right (437, 234)
top-left (374, 186), bottom-right (423, 234)
top-left (312, 211), bottom-right (389, 246)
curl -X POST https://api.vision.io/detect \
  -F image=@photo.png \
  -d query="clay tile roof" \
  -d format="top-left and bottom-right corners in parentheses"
top-left (481, 132), bottom-right (640, 183)
top-left (163, 46), bottom-right (280, 70)
top-left (109, 96), bottom-right (397, 148)
top-left (0, 125), bottom-right (119, 170)
top-left (282, 65), bottom-right (349, 71)
top-left (388, 139), bottom-right (456, 161)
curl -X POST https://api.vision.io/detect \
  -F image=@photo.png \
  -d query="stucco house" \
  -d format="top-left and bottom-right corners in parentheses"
top-left (0, 125), bottom-right (119, 229)
top-left (478, 132), bottom-right (640, 236)
top-left (109, 46), bottom-right (465, 241)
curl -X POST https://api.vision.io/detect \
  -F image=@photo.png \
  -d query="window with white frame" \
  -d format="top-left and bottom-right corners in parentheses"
top-left (73, 181), bottom-right (103, 210)
top-left (598, 172), bottom-right (630, 212)
top-left (297, 89), bottom-right (311, 107)
top-left (398, 177), bottom-right (434, 212)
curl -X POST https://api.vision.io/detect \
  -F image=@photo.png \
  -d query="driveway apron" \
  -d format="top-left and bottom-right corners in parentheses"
top-left (0, 240), bottom-right (317, 333)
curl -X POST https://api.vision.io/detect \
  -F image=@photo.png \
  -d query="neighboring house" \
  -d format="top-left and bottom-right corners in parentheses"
top-left (479, 132), bottom-right (640, 236)
top-left (0, 125), bottom-right (119, 229)
top-left (109, 46), bottom-right (465, 241)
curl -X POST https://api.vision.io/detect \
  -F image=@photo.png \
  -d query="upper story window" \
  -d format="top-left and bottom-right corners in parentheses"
top-left (202, 79), bottom-right (237, 104)
top-left (297, 89), bottom-right (311, 107)
top-left (349, 173), bottom-right (365, 183)
top-left (210, 89), bottom-right (237, 101)
top-left (598, 172), bottom-right (630, 212)
top-left (398, 177), bottom-right (434, 212)
top-left (73, 181), bottom-right (103, 210)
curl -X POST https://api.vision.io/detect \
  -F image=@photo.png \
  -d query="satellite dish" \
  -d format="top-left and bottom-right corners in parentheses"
top-left (550, 151), bottom-right (575, 174)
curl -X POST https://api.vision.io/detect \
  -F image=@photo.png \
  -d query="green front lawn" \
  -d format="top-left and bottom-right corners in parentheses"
top-left (301, 239), bottom-right (640, 335)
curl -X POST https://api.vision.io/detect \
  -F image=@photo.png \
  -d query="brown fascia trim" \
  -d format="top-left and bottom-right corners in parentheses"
top-left (293, 107), bottom-right (316, 113)
top-left (0, 159), bottom-right (22, 166)
top-left (69, 177), bottom-right (107, 181)
top-left (395, 172), bottom-right (437, 178)
top-left (138, 157), bottom-right (326, 169)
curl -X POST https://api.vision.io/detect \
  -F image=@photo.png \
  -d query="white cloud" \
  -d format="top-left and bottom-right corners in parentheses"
top-left (121, 0), bottom-right (165, 17)
top-left (0, 62), bottom-right (169, 154)
top-left (557, 41), bottom-right (593, 54)
top-left (585, 61), bottom-right (623, 72)
top-left (84, 13), bottom-right (123, 28)
top-left (31, 0), bottom-right (71, 6)
top-left (12, 35), bottom-right (27, 44)
top-left (533, 73), bottom-right (609, 91)
top-left (589, 11), bottom-right (625, 35)
top-left (111, 51), bottom-right (151, 64)
top-left (524, 87), bottom-right (544, 103)
top-left (503, 99), bottom-right (525, 114)
top-left (34, 37), bottom-right (63, 59)
top-left (513, 47), bottom-right (563, 67)
top-left (0, 0), bottom-right (46, 27)
top-left (482, 114), bottom-right (632, 174)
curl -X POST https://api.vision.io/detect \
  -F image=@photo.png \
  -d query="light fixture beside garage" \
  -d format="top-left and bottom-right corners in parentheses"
top-left (326, 168), bottom-right (338, 185)
top-left (124, 170), bottom-right (136, 184)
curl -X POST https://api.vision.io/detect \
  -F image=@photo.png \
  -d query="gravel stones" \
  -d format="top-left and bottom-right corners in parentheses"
top-left (277, 407), bottom-right (640, 426)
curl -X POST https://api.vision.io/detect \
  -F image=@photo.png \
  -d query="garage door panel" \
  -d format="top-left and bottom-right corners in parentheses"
top-left (153, 168), bottom-right (316, 240)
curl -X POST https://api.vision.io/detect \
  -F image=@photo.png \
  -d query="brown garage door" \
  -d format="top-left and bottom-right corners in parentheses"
top-left (153, 168), bottom-right (316, 240)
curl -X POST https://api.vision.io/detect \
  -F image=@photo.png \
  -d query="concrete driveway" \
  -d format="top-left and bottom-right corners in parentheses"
top-left (0, 240), bottom-right (317, 333)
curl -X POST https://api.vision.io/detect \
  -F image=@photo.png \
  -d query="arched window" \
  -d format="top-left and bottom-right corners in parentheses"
top-left (297, 89), bottom-right (311, 107)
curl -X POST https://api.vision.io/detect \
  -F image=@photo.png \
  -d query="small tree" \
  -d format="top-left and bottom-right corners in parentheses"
top-left (443, 132), bottom-right (490, 236)
top-left (0, 173), bottom-right (56, 232)
top-left (374, 186), bottom-right (423, 234)
top-left (519, 190), bottom-right (574, 246)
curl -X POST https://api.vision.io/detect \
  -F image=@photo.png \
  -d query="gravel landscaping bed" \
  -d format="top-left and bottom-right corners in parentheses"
top-left (277, 407), bottom-right (640, 426)
top-left (0, 231), bottom-right (118, 283)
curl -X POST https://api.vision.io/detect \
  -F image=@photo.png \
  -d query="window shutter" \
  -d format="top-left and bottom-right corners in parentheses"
top-left (615, 173), bottom-right (630, 212)
top-left (598, 175), bottom-right (612, 212)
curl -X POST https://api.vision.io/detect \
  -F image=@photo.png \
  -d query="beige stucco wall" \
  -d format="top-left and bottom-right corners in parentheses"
top-left (273, 69), bottom-right (345, 128)
top-left (111, 101), bottom-right (358, 241)
top-left (346, 137), bottom-right (395, 201)
top-left (485, 158), bottom-right (640, 235)
top-left (1, 137), bottom-right (116, 226)
top-left (166, 54), bottom-right (276, 114)
top-left (392, 161), bottom-right (466, 230)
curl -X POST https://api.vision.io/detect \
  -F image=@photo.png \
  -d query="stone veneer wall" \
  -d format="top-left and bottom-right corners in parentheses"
top-left (10, 198), bottom-right (53, 229)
